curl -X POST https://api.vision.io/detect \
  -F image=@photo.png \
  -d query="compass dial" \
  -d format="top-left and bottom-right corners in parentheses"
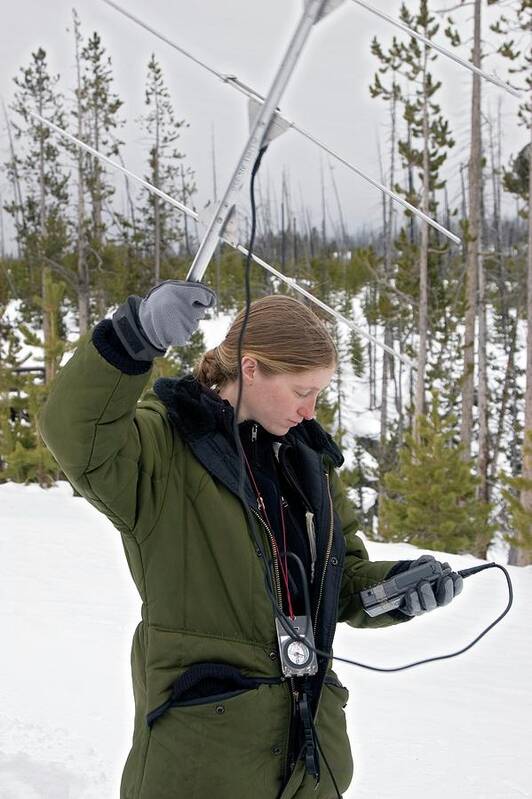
top-left (286, 640), bottom-right (311, 667)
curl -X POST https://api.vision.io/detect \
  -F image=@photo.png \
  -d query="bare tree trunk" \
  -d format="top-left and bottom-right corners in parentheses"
top-left (0, 186), bottom-right (5, 259)
top-left (377, 108), bottom-right (396, 453)
top-left (477, 220), bottom-right (489, 500)
top-left (281, 196), bottom-right (286, 271)
top-left (210, 124), bottom-right (221, 310)
top-left (380, 90), bottom-right (397, 450)
top-left (489, 103), bottom-right (507, 338)
top-left (298, 183), bottom-right (312, 271)
top-left (489, 105), bottom-right (502, 265)
top-left (153, 89), bottom-right (161, 285)
top-left (368, 285), bottom-right (377, 410)
top-left (396, 331), bottom-right (404, 446)
top-left (2, 98), bottom-right (24, 261)
top-left (513, 125), bottom-right (532, 566)
top-left (460, 162), bottom-right (467, 219)
top-left (414, 43), bottom-right (430, 436)
top-left (459, 161), bottom-right (468, 263)
top-left (320, 155), bottom-right (327, 256)
top-left (335, 324), bottom-right (344, 449)
top-left (180, 162), bottom-right (190, 260)
top-left (118, 152), bottom-right (137, 238)
top-left (37, 91), bottom-right (55, 384)
top-left (92, 113), bottom-right (106, 318)
top-left (92, 106), bottom-right (103, 248)
top-left (154, 196), bottom-right (161, 284)
top-left (284, 172), bottom-right (294, 272)
top-left (460, 0), bottom-right (482, 456)
top-left (407, 125), bottom-right (415, 246)
top-left (73, 10), bottom-right (90, 335)
top-left (408, 345), bottom-right (414, 430)
top-left (329, 162), bottom-right (347, 256)
top-left (378, 139), bottom-right (389, 452)
top-left (490, 318), bottom-right (517, 484)
top-left (477, 154), bottom-right (489, 500)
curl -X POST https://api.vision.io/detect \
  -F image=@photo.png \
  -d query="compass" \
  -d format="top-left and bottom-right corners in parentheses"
top-left (284, 639), bottom-right (312, 669)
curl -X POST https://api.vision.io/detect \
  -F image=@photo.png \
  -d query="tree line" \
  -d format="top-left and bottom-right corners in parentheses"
top-left (0, 1), bottom-right (530, 565)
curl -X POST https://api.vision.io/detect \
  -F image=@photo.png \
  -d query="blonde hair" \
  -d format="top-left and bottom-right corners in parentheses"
top-left (193, 294), bottom-right (338, 390)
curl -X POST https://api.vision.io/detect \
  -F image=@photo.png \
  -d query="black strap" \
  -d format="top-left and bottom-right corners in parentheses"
top-left (298, 690), bottom-right (320, 785)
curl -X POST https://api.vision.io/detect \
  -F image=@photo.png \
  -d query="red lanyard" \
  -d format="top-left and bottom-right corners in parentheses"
top-left (241, 446), bottom-right (295, 620)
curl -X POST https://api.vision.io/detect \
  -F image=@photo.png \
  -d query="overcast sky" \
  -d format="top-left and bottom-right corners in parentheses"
top-left (0, 0), bottom-right (526, 254)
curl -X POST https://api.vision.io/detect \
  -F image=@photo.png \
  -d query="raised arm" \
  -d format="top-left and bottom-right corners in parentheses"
top-left (38, 280), bottom-right (216, 537)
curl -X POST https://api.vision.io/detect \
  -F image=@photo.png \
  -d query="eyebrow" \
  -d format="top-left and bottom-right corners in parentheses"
top-left (295, 385), bottom-right (322, 392)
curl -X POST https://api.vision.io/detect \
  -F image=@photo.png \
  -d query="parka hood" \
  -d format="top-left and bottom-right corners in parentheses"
top-left (153, 374), bottom-right (344, 468)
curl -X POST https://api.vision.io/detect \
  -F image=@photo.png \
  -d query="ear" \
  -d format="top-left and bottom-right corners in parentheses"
top-left (241, 355), bottom-right (258, 384)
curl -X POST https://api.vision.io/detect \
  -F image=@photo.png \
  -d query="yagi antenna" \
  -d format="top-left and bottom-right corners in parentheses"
top-left (28, 109), bottom-right (415, 370)
top-left (185, 0), bottom-right (342, 281)
top-left (100, 0), bottom-right (460, 246)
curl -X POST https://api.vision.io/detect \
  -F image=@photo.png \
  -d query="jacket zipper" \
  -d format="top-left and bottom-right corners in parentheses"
top-left (305, 511), bottom-right (317, 584)
top-left (249, 467), bottom-right (334, 781)
top-left (249, 504), bottom-right (298, 784)
top-left (313, 469), bottom-right (334, 638)
top-left (274, 442), bottom-right (317, 584)
top-left (250, 506), bottom-right (283, 608)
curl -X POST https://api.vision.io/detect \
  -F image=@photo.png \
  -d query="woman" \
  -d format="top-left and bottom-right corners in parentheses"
top-left (38, 280), bottom-right (462, 799)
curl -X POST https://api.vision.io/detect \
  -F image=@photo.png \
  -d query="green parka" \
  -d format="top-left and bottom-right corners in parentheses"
top-left (38, 327), bottom-right (408, 799)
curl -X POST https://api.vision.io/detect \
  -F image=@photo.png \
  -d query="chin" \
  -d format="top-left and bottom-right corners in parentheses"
top-left (265, 422), bottom-right (288, 434)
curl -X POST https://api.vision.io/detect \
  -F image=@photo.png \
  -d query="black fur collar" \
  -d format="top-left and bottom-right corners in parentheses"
top-left (153, 374), bottom-right (344, 467)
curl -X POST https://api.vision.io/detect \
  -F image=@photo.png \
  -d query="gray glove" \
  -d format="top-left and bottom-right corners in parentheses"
top-left (393, 555), bottom-right (464, 617)
top-left (112, 279), bottom-right (217, 361)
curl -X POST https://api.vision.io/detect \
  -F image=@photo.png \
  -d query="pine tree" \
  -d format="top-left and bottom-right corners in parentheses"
top-left (489, 0), bottom-right (531, 565)
top-left (0, 305), bottom-right (60, 487)
top-left (501, 431), bottom-right (532, 555)
top-left (79, 30), bottom-right (124, 313)
top-left (71, 9), bottom-right (90, 334)
top-left (395, 1), bottom-right (455, 432)
top-left (370, 34), bottom-right (402, 447)
top-left (5, 47), bottom-right (70, 384)
top-left (380, 391), bottom-right (493, 556)
top-left (461, 0), bottom-right (482, 460)
top-left (136, 55), bottom-right (194, 284)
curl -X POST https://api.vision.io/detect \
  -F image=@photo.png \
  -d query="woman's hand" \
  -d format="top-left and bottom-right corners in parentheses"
top-left (391, 555), bottom-right (464, 617)
top-left (112, 279), bottom-right (217, 361)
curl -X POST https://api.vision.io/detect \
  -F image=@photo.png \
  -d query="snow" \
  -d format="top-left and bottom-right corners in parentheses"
top-left (1, 481), bottom-right (530, 798)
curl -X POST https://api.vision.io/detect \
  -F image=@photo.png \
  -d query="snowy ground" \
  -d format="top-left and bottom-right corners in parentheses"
top-left (0, 481), bottom-right (530, 799)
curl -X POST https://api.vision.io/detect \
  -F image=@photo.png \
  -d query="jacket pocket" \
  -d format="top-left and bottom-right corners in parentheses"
top-left (323, 673), bottom-right (349, 707)
top-left (171, 688), bottom-right (250, 707)
top-left (313, 675), bottom-right (353, 795)
top-left (140, 676), bottom-right (290, 799)
top-left (147, 661), bottom-right (283, 726)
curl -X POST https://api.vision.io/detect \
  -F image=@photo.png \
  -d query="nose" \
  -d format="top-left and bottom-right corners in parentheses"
top-left (297, 397), bottom-right (317, 421)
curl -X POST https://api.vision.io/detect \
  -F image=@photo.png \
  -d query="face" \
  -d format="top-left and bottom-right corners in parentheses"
top-left (223, 357), bottom-right (336, 435)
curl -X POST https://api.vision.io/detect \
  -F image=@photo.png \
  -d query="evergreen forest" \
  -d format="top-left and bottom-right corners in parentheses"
top-left (1, 0), bottom-right (530, 566)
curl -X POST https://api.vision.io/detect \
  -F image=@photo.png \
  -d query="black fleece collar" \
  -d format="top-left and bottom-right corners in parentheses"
top-left (153, 374), bottom-right (344, 468)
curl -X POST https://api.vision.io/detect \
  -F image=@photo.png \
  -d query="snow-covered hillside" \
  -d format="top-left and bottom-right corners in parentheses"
top-left (1, 481), bottom-right (530, 798)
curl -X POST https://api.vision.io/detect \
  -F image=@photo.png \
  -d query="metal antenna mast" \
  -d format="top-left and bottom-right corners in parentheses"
top-left (187, 0), bottom-right (342, 282)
